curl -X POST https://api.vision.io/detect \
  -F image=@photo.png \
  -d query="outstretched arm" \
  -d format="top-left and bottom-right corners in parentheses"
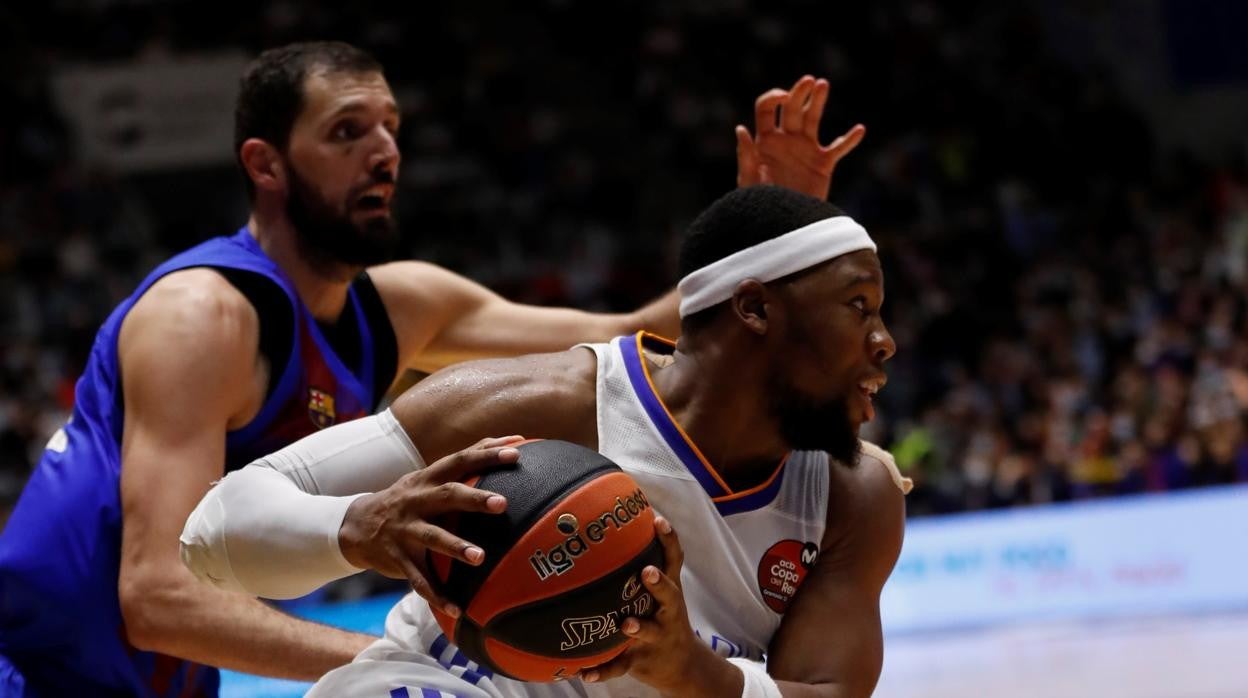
top-left (369, 260), bottom-right (676, 373)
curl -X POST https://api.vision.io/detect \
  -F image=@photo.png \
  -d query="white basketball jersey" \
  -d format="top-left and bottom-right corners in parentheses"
top-left (590, 332), bottom-right (829, 655)
top-left (313, 333), bottom-right (905, 698)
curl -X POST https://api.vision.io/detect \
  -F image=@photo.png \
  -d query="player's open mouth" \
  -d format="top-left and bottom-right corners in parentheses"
top-left (356, 194), bottom-right (388, 211)
top-left (857, 376), bottom-right (885, 422)
top-left (355, 184), bottom-right (394, 212)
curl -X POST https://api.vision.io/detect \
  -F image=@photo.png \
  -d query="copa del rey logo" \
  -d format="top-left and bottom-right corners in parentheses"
top-left (757, 539), bottom-right (820, 613)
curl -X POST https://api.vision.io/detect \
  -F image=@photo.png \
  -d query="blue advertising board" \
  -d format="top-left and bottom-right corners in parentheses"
top-left (880, 484), bottom-right (1248, 633)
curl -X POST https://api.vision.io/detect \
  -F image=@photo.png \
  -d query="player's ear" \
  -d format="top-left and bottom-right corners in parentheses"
top-left (239, 139), bottom-right (287, 196)
top-left (731, 279), bottom-right (769, 335)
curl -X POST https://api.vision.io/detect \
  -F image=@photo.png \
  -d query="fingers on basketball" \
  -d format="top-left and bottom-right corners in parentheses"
top-left (655, 516), bottom-right (684, 582)
top-left (428, 442), bottom-right (521, 482)
top-left (417, 481), bottom-right (503, 517)
top-left (583, 652), bottom-right (632, 683)
top-left (391, 541), bottom-right (455, 614)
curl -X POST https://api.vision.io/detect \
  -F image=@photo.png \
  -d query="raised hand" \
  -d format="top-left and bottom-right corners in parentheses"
top-left (336, 436), bottom-right (524, 618)
top-left (737, 74), bottom-right (866, 200)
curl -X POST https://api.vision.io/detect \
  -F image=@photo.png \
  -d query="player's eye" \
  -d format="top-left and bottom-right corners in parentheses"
top-left (849, 296), bottom-right (871, 317)
top-left (332, 121), bottom-right (362, 141)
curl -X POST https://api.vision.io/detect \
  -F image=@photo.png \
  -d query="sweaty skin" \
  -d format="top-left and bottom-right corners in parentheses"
top-left (346, 250), bottom-right (903, 698)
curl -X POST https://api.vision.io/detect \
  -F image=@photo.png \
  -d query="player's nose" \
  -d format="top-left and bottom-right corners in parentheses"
top-left (870, 320), bottom-right (896, 364)
top-left (367, 127), bottom-right (400, 175)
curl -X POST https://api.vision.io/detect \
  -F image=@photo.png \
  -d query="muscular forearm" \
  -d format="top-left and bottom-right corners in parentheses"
top-left (127, 574), bottom-right (374, 680)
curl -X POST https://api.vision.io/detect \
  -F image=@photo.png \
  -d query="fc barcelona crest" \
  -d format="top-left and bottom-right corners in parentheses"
top-left (308, 388), bottom-right (337, 429)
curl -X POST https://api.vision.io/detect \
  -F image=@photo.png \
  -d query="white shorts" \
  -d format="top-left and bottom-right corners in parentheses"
top-left (309, 593), bottom-right (656, 698)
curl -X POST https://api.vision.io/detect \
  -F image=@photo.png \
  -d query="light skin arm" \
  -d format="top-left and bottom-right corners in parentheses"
top-left (368, 260), bottom-right (676, 373)
top-left (117, 270), bottom-right (373, 680)
top-left (584, 457), bottom-right (905, 698)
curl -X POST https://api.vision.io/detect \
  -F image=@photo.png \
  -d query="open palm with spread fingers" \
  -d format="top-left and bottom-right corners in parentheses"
top-left (737, 74), bottom-right (866, 200)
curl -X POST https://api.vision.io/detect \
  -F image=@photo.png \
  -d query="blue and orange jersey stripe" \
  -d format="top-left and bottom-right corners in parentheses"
top-left (619, 332), bottom-right (788, 516)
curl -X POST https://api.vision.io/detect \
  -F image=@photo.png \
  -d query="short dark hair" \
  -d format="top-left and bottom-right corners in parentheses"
top-left (234, 41), bottom-right (383, 200)
top-left (678, 185), bottom-right (847, 333)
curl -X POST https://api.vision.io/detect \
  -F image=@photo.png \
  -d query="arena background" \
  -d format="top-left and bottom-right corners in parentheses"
top-left (2, 1), bottom-right (1247, 696)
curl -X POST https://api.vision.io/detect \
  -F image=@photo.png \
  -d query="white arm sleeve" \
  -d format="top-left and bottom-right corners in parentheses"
top-left (179, 409), bottom-right (425, 599)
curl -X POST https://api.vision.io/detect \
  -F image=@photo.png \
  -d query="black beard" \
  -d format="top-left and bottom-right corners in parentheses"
top-left (285, 165), bottom-right (399, 271)
top-left (769, 376), bottom-right (861, 466)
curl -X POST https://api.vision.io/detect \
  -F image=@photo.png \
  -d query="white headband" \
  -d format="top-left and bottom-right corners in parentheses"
top-left (677, 215), bottom-right (876, 317)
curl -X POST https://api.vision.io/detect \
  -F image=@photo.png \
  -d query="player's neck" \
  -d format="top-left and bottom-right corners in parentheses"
top-left (247, 212), bottom-right (355, 323)
top-left (652, 344), bottom-right (790, 490)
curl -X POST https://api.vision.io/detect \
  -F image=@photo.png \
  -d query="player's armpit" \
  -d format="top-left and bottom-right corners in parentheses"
top-left (763, 452), bottom-right (906, 698)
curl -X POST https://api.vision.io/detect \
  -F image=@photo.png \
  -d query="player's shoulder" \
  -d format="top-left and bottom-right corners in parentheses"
top-left (854, 441), bottom-right (913, 497)
top-left (121, 268), bottom-right (259, 359)
top-left (824, 441), bottom-right (910, 534)
top-left (117, 268), bottom-right (264, 420)
top-left (132, 267), bottom-right (256, 326)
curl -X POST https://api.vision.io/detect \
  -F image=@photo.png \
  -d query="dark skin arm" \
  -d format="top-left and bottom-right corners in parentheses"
top-left (584, 449), bottom-right (905, 698)
top-left (765, 451), bottom-right (906, 697)
top-left (337, 348), bottom-right (600, 614)
top-left (341, 351), bottom-right (904, 696)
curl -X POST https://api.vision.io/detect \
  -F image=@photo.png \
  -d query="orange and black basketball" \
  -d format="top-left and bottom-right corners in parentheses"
top-left (427, 439), bottom-right (664, 682)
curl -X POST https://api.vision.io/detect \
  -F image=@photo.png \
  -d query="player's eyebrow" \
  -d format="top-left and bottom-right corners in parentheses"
top-left (326, 99), bottom-right (400, 120)
top-left (841, 270), bottom-right (881, 289)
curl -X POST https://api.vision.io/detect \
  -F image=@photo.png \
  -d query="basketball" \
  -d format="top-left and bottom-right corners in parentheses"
top-left (427, 439), bottom-right (665, 682)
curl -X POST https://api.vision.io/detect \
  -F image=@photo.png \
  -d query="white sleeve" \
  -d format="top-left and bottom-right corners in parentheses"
top-left (179, 409), bottom-right (425, 599)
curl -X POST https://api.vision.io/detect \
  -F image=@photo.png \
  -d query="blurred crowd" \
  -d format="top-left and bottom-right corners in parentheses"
top-left (2, 1), bottom-right (1247, 520)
